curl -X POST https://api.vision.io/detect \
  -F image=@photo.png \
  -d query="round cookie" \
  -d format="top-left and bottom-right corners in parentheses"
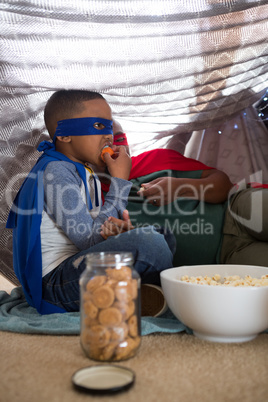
top-left (99, 307), bottom-right (123, 327)
top-left (92, 285), bottom-right (115, 308)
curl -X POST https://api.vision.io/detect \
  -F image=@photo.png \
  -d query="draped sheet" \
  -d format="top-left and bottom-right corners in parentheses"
top-left (0, 0), bottom-right (267, 282)
top-left (185, 105), bottom-right (268, 184)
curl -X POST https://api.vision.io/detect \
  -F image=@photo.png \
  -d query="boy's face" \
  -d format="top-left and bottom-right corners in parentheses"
top-left (56, 98), bottom-right (113, 166)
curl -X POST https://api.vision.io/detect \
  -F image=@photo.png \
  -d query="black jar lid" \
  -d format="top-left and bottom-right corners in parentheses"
top-left (72, 364), bottom-right (135, 395)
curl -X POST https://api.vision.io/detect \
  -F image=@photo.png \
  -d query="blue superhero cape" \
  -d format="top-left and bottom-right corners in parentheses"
top-left (6, 141), bottom-right (99, 315)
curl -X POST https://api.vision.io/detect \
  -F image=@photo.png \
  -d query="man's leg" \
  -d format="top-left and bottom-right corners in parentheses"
top-left (220, 188), bottom-right (268, 266)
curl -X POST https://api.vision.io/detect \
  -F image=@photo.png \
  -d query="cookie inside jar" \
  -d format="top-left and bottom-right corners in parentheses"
top-left (80, 253), bottom-right (141, 362)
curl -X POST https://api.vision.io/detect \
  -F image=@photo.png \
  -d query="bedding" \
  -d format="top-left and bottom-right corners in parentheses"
top-left (1, 287), bottom-right (268, 338)
top-left (0, 286), bottom-right (189, 336)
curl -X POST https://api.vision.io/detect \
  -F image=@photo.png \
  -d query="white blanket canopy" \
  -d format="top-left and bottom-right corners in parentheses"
top-left (0, 0), bottom-right (267, 282)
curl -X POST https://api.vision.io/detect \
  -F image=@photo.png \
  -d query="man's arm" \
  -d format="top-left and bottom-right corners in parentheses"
top-left (137, 169), bottom-right (234, 205)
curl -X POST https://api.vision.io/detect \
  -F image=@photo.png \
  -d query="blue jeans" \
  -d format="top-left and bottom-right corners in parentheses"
top-left (42, 227), bottom-right (174, 311)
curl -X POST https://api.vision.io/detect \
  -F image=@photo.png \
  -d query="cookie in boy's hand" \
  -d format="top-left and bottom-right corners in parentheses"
top-left (101, 146), bottom-right (115, 162)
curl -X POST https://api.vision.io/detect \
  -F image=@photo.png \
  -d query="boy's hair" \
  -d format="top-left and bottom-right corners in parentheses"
top-left (44, 89), bottom-right (104, 138)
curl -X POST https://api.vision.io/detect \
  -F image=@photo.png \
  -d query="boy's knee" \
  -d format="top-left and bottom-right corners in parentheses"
top-left (131, 226), bottom-right (173, 259)
top-left (131, 226), bottom-right (164, 246)
top-left (137, 226), bottom-right (176, 256)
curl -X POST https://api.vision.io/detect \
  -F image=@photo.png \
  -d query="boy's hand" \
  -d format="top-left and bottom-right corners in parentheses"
top-left (103, 146), bottom-right (132, 180)
top-left (100, 209), bottom-right (134, 239)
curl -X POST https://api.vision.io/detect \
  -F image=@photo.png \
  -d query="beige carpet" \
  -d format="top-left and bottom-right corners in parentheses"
top-left (1, 276), bottom-right (268, 402)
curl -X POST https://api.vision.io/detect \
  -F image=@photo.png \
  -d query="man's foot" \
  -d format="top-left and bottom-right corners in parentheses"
top-left (141, 284), bottom-right (168, 317)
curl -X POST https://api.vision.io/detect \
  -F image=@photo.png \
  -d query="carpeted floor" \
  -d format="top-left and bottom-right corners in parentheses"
top-left (1, 275), bottom-right (268, 402)
top-left (1, 331), bottom-right (268, 402)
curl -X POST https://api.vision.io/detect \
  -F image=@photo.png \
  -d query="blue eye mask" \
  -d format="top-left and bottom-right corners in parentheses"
top-left (53, 117), bottom-right (113, 143)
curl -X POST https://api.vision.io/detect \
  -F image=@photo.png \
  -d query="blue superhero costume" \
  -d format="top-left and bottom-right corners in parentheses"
top-left (6, 117), bottom-right (113, 314)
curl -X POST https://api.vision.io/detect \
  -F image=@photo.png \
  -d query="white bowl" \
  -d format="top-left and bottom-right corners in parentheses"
top-left (160, 265), bottom-right (268, 343)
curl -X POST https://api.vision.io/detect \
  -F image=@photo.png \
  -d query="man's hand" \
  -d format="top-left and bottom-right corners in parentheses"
top-left (100, 209), bottom-right (134, 239)
top-left (137, 177), bottom-right (196, 205)
top-left (137, 169), bottom-right (234, 205)
top-left (137, 177), bottom-right (181, 205)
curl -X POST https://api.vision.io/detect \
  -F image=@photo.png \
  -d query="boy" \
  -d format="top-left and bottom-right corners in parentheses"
top-left (6, 90), bottom-right (174, 315)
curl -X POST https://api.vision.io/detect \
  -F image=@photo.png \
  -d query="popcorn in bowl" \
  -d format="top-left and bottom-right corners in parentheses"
top-left (180, 274), bottom-right (268, 287)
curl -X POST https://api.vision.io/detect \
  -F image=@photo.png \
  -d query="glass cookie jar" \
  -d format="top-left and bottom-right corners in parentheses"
top-left (80, 252), bottom-right (141, 362)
